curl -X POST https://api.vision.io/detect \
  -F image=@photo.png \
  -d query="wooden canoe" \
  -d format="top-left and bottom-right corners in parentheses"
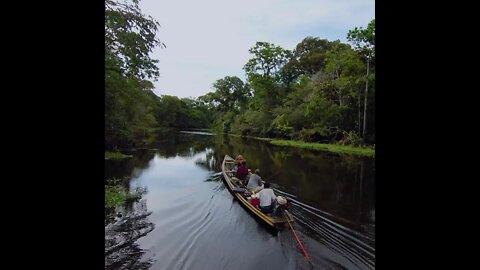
top-left (222, 155), bottom-right (293, 228)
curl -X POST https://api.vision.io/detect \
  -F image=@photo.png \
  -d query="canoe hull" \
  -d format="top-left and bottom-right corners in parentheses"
top-left (222, 155), bottom-right (293, 229)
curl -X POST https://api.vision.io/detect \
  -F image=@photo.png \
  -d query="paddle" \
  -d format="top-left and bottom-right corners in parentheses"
top-left (283, 210), bottom-right (314, 266)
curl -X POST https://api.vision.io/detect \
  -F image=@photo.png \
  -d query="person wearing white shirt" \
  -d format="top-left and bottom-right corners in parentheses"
top-left (257, 182), bottom-right (276, 213)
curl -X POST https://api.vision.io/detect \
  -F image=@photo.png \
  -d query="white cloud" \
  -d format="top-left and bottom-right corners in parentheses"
top-left (139, 0), bottom-right (374, 98)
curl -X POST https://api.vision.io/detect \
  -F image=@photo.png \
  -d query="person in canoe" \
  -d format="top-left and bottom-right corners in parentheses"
top-left (235, 160), bottom-right (249, 185)
top-left (234, 155), bottom-right (245, 169)
top-left (246, 168), bottom-right (264, 193)
top-left (256, 182), bottom-right (276, 214)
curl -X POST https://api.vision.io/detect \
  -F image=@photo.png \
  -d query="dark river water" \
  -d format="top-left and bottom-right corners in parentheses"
top-left (105, 131), bottom-right (375, 270)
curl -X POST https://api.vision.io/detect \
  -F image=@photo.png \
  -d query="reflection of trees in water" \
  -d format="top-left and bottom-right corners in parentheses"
top-left (152, 133), bottom-right (214, 159)
top-left (147, 132), bottom-right (375, 227)
top-left (105, 150), bottom-right (156, 181)
top-left (105, 200), bottom-right (155, 270)
top-left (283, 153), bottom-right (374, 226)
top-left (208, 135), bottom-right (375, 227)
top-left (105, 150), bottom-right (156, 209)
top-left (194, 148), bottom-right (224, 172)
top-left (105, 149), bottom-right (158, 269)
top-left (104, 132), bottom-right (218, 270)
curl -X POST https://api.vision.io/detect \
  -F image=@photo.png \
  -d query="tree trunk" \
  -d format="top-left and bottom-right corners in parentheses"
top-left (362, 58), bottom-right (369, 139)
top-left (358, 84), bottom-right (362, 135)
top-left (336, 68), bottom-right (343, 107)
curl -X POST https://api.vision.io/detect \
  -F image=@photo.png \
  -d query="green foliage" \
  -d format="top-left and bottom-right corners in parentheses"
top-left (105, 0), bottom-right (164, 80)
top-left (105, 185), bottom-right (130, 208)
top-left (244, 42), bottom-right (292, 79)
top-left (270, 139), bottom-right (375, 157)
top-left (325, 42), bottom-right (365, 78)
top-left (206, 76), bottom-right (251, 113)
top-left (212, 110), bottom-right (236, 133)
top-left (105, 0), bottom-right (215, 150)
top-left (105, 6), bottom-right (375, 149)
top-left (271, 114), bottom-right (294, 137)
top-left (203, 21), bottom-right (375, 146)
top-left (154, 95), bottom-right (211, 129)
top-left (105, 0), bottom-right (165, 150)
top-left (293, 37), bottom-right (336, 74)
top-left (105, 180), bottom-right (145, 209)
top-left (105, 74), bottom-right (160, 149)
top-left (230, 110), bottom-right (272, 136)
top-left (242, 42), bottom-right (293, 112)
top-left (337, 131), bottom-right (363, 146)
top-left (347, 19), bottom-right (375, 142)
top-left (247, 74), bottom-right (280, 111)
top-left (347, 19), bottom-right (375, 59)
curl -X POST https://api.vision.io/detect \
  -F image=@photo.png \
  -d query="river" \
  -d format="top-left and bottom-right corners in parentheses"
top-left (105, 131), bottom-right (375, 270)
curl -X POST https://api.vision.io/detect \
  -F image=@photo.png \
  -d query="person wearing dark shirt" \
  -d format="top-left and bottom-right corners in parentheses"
top-left (235, 160), bottom-right (248, 183)
top-left (234, 154), bottom-right (245, 170)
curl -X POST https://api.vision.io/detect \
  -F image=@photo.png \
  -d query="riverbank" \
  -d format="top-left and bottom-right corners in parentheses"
top-left (178, 129), bottom-right (375, 157)
top-left (105, 151), bottom-right (133, 160)
top-left (182, 128), bottom-right (212, 132)
top-left (228, 133), bottom-right (374, 157)
top-left (228, 133), bottom-right (272, 142)
top-left (105, 185), bottom-right (133, 208)
top-left (270, 139), bottom-right (375, 157)
top-left (105, 177), bottom-right (145, 223)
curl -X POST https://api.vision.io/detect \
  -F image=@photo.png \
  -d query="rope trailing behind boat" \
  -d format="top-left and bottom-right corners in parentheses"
top-left (284, 210), bottom-right (314, 266)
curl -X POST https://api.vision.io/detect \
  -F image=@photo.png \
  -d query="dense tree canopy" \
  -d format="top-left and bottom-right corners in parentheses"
top-left (209, 19), bottom-right (375, 145)
top-left (105, 0), bottom-right (163, 149)
top-left (106, 7), bottom-right (375, 149)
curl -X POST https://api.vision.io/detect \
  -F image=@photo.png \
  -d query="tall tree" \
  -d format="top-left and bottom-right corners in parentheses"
top-left (210, 76), bottom-right (251, 112)
top-left (292, 37), bottom-right (335, 75)
top-left (325, 42), bottom-right (365, 132)
top-left (347, 19), bottom-right (375, 139)
top-left (105, 0), bottom-right (164, 149)
top-left (105, 0), bottom-right (164, 80)
top-left (244, 42), bottom-right (292, 79)
top-left (244, 42), bottom-right (291, 111)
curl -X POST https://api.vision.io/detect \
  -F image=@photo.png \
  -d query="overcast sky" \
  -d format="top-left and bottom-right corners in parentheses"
top-left (139, 0), bottom-right (374, 99)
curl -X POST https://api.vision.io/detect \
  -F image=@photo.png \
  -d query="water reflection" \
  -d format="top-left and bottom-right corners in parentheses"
top-left (104, 150), bottom-right (156, 181)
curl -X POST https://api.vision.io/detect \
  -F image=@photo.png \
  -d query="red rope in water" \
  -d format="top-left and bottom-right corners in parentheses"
top-left (285, 211), bottom-right (313, 265)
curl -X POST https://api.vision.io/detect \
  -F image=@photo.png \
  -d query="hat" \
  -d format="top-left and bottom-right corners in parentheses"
top-left (276, 196), bottom-right (287, 205)
top-left (254, 169), bottom-right (260, 174)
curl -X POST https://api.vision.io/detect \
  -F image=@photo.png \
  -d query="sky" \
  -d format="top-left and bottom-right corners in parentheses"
top-left (139, 0), bottom-right (375, 99)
